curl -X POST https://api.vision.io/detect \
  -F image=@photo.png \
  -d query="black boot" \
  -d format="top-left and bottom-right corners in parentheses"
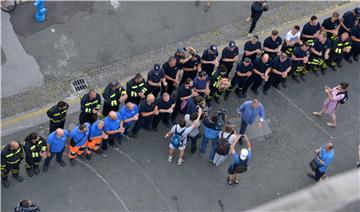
top-left (26, 167), bottom-right (34, 177)
top-left (2, 177), bottom-right (9, 188)
top-left (70, 158), bottom-right (76, 166)
top-left (33, 165), bottom-right (40, 175)
top-left (13, 174), bottom-right (24, 182)
top-left (214, 96), bottom-right (220, 104)
top-left (224, 90), bottom-right (231, 101)
top-left (86, 154), bottom-right (91, 160)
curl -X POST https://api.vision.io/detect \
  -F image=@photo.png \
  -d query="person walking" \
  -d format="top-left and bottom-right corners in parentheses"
top-left (246, 0), bottom-right (268, 36)
top-left (227, 135), bottom-right (252, 185)
top-left (308, 142), bottom-right (334, 181)
top-left (237, 99), bottom-right (265, 137)
top-left (312, 82), bottom-right (349, 127)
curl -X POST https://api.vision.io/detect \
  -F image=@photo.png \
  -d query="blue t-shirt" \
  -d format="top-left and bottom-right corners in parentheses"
top-left (70, 123), bottom-right (90, 147)
top-left (185, 98), bottom-right (198, 115)
top-left (316, 145), bottom-right (334, 173)
top-left (90, 120), bottom-right (103, 139)
top-left (103, 115), bottom-right (122, 132)
top-left (47, 130), bottom-right (69, 153)
top-left (193, 75), bottom-right (209, 90)
top-left (119, 105), bottom-right (139, 127)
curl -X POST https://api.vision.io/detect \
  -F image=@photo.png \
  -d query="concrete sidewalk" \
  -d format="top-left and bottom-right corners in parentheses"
top-left (1, 1), bottom-right (356, 137)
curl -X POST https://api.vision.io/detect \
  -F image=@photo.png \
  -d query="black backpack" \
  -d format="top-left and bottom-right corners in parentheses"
top-left (336, 91), bottom-right (348, 104)
top-left (216, 132), bottom-right (232, 156)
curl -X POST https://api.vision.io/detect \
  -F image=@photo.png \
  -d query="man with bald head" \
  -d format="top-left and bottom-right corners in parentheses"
top-left (88, 120), bottom-right (108, 154)
top-left (1, 140), bottom-right (24, 188)
top-left (242, 53), bottom-right (271, 96)
top-left (103, 111), bottom-right (125, 150)
top-left (43, 128), bottom-right (68, 172)
top-left (119, 102), bottom-right (139, 139)
top-left (131, 93), bottom-right (159, 137)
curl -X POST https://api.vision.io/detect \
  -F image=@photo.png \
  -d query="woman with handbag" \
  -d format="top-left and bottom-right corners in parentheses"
top-left (312, 82), bottom-right (349, 127)
top-left (308, 142), bottom-right (334, 181)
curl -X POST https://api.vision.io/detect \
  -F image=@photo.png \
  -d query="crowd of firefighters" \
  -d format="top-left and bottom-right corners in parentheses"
top-left (2, 7), bottom-right (359, 188)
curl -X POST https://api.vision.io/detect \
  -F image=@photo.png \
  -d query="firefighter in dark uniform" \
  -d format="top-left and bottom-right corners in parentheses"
top-left (220, 41), bottom-right (240, 77)
top-left (290, 42), bottom-right (310, 82)
top-left (308, 32), bottom-right (331, 74)
top-left (46, 101), bottom-right (69, 134)
top-left (301, 15), bottom-right (321, 46)
top-left (225, 57), bottom-right (253, 99)
top-left (206, 65), bottom-right (230, 106)
top-left (329, 32), bottom-right (352, 71)
top-left (23, 132), bottom-right (47, 177)
top-left (1, 140), bottom-right (24, 188)
top-left (79, 89), bottom-right (102, 124)
top-left (126, 73), bottom-right (148, 105)
top-left (321, 12), bottom-right (341, 43)
top-left (102, 81), bottom-right (127, 116)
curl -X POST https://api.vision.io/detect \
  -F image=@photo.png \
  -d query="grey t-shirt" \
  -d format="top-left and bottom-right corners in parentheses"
top-left (171, 124), bottom-right (193, 145)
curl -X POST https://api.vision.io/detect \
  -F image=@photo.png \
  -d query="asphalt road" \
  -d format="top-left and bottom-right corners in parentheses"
top-left (1, 59), bottom-right (359, 211)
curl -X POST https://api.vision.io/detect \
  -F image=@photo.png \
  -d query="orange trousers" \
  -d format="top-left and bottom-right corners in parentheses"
top-left (86, 137), bottom-right (102, 151)
top-left (69, 144), bottom-right (87, 159)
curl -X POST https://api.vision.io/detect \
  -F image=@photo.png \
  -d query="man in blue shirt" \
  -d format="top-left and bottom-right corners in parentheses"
top-left (193, 71), bottom-right (210, 97)
top-left (43, 128), bottom-right (68, 172)
top-left (119, 102), bottom-right (139, 138)
top-left (103, 111), bottom-right (124, 150)
top-left (69, 123), bottom-right (91, 164)
top-left (308, 142), bottom-right (335, 181)
top-left (88, 120), bottom-right (108, 154)
top-left (237, 99), bottom-right (265, 138)
top-left (200, 113), bottom-right (221, 161)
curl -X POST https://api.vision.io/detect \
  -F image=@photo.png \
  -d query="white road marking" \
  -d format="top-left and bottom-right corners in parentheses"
top-left (114, 148), bottom-right (175, 212)
top-left (76, 159), bottom-right (130, 212)
top-left (275, 89), bottom-right (333, 139)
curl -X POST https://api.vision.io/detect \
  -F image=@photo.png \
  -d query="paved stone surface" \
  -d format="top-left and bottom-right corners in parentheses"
top-left (1, 59), bottom-right (359, 211)
top-left (1, 1), bottom-right (342, 118)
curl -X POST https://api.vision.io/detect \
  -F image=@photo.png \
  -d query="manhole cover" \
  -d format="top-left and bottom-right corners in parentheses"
top-left (71, 78), bottom-right (88, 92)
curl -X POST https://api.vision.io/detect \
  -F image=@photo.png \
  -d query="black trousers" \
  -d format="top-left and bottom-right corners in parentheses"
top-left (171, 99), bottom-right (181, 122)
top-left (132, 115), bottom-right (155, 135)
top-left (152, 113), bottom-right (171, 128)
top-left (249, 7), bottom-right (263, 33)
top-left (263, 73), bottom-right (283, 91)
top-left (163, 80), bottom-right (176, 96)
top-left (25, 156), bottom-right (42, 169)
top-left (329, 51), bottom-right (343, 66)
top-left (230, 76), bottom-right (249, 91)
top-left (79, 112), bottom-right (97, 125)
top-left (181, 71), bottom-right (198, 85)
top-left (315, 169), bottom-right (325, 181)
top-left (344, 45), bottom-right (360, 59)
top-left (49, 121), bottom-right (65, 134)
top-left (102, 102), bottom-right (120, 117)
top-left (147, 85), bottom-right (162, 98)
top-left (219, 62), bottom-right (234, 77)
top-left (242, 74), bottom-right (263, 93)
top-left (1, 162), bottom-right (21, 178)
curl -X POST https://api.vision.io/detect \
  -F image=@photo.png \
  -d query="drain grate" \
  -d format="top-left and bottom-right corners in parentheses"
top-left (71, 78), bottom-right (88, 92)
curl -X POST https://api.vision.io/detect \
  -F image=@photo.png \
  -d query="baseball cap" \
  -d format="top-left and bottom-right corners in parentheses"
top-left (210, 45), bottom-right (218, 53)
top-left (153, 64), bottom-right (161, 70)
top-left (229, 41), bottom-right (236, 48)
top-left (355, 7), bottom-right (360, 17)
top-left (240, 148), bottom-right (249, 160)
top-left (177, 47), bottom-right (185, 54)
top-left (244, 57), bottom-right (251, 63)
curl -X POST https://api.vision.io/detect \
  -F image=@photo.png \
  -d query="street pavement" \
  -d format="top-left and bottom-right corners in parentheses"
top-left (1, 60), bottom-right (359, 211)
top-left (1, 1), bottom-right (339, 118)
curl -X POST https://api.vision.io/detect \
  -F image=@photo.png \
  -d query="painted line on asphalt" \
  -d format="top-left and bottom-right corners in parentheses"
top-left (114, 148), bottom-right (175, 212)
top-left (274, 89), bottom-right (333, 139)
top-left (76, 159), bottom-right (130, 212)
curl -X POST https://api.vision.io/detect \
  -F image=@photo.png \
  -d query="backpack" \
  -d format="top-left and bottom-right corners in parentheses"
top-left (171, 126), bottom-right (186, 148)
top-left (216, 132), bottom-right (232, 156)
top-left (336, 91), bottom-right (348, 104)
top-left (234, 158), bottom-right (249, 173)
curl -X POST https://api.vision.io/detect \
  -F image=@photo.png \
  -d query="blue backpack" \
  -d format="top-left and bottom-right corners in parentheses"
top-left (171, 126), bottom-right (186, 148)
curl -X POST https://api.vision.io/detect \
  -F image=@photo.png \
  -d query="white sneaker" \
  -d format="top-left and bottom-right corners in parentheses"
top-left (168, 156), bottom-right (173, 162)
top-left (177, 159), bottom-right (184, 166)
